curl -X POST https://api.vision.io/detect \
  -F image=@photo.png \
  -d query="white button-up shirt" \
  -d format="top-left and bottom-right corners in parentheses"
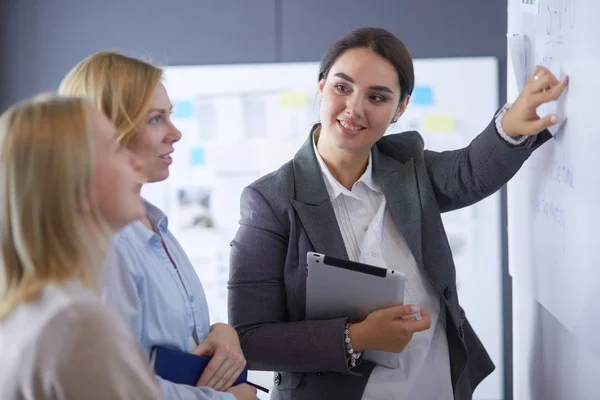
top-left (313, 137), bottom-right (453, 400)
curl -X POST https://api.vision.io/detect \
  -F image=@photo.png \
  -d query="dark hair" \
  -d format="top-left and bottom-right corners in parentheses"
top-left (318, 27), bottom-right (414, 102)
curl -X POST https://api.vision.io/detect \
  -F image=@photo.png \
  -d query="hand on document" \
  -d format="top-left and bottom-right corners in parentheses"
top-left (504, 64), bottom-right (569, 137)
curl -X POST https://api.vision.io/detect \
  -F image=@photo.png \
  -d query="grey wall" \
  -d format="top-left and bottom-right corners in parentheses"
top-left (0, 0), bottom-right (508, 111)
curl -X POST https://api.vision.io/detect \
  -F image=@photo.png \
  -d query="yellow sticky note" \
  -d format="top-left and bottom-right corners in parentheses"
top-left (279, 91), bottom-right (309, 108)
top-left (424, 114), bottom-right (455, 132)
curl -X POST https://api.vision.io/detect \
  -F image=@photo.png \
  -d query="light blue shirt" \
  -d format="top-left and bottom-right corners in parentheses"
top-left (100, 200), bottom-right (235, 400)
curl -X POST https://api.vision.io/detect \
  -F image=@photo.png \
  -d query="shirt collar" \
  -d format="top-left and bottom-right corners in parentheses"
top-left (312, 127), bottom-right (380, 200)
top-left (125, 198), bottom-right (169, 246)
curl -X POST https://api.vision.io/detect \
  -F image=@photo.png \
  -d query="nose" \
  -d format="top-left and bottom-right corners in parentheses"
top-left (345, 93), bottom-right (364, 118)
top-left (166, 120), bottom-right (182, 144)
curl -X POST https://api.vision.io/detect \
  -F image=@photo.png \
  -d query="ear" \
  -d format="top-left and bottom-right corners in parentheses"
top-left (392, 95), bottom-right (411, 123)
top-left (317, 79), bottom-right (325, 99)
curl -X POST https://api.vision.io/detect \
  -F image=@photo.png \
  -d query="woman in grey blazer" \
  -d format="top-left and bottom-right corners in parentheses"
top-left (228, 27), bottom-right (568, 400)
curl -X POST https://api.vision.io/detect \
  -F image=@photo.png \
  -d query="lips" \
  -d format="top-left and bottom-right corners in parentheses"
top-left (338, 119), bottom-right (365, 131)
top-left (337, 119), bottom-right (366, 137)
top-left (159, 151), bottom-right (173, 166)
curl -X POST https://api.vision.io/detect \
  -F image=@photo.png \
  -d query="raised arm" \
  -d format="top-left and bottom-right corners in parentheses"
top-left (424, 65), bottom-right (567, 212)
top-left (423, 116), bottom-right (550, 212)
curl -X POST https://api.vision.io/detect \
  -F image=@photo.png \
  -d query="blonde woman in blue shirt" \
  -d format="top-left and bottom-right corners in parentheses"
top-left (59, 51), bottom-right (257, 400)
top-left (0, 94), bottom-right (161, 399)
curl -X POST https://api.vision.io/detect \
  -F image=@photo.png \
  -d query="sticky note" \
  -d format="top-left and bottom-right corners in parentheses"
top-left (174, 100), bottom-right (194, 118)
top-left (190, 147), bottom-right (205, 166)
top-left (279, 91), bottom-right (309, 108)
top-left (411, 86), bottom-right (434, 106)
top-left (424, 115), bottom-right (455, 133)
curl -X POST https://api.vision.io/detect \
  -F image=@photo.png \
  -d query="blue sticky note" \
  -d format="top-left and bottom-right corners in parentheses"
top-left (190, 147), bottom-right (205, 166)
top-left (411, 86), bottom-right (434, 106)
top-left (174, 100), bottom-right (194, 118)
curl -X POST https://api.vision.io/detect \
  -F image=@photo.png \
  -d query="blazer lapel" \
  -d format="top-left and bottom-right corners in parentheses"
top-left (291, 127), bottom-right (348, 260)
top-left (372, 145), bottom-right (424, 269)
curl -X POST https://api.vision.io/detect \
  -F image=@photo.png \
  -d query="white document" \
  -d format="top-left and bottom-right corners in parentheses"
top-left (508, 33), bottom-right (531, 93)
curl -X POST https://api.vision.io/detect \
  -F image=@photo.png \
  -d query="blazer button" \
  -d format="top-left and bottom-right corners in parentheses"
top-left (274, 372), bottom-right (282, 386)
top-left (459, 327), bottom-right (465, 339)
top-left (460, 308), bottom-right (466, 320)
top-left (444, 286), bottom-right (453, 300)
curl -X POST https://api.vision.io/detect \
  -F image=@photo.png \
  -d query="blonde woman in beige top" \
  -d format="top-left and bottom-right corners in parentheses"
top-left (0, 94), bottom-right (162, 399)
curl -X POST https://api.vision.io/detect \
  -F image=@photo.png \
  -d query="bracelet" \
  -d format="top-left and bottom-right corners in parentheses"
top-left (344, 322), bottom-right (363, 368)
top-left (495, 103), bottom-right (529, 147)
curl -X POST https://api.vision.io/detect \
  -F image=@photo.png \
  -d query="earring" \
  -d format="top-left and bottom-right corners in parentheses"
top-left (392, 117), bottom-right (398, 123)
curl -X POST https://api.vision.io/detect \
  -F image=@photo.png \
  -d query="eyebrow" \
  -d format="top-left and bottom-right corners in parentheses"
top-left (148, 105), bottom-right (173, 114)
top-left (333, 72), bottom-right (395, 94)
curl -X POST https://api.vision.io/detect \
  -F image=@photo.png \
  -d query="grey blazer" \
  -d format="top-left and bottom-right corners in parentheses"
top-left (228, 118), bottom-right (550, 400)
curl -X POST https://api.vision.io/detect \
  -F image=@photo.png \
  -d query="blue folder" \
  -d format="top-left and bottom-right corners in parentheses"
top-left (151, 346), bottom-right (268, 393)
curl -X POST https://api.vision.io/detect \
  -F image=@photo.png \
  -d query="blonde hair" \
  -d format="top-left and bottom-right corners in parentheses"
top-left (58, 50), bottom-right (163, 146)
top-left (0, 94), bottom-right (108, 319)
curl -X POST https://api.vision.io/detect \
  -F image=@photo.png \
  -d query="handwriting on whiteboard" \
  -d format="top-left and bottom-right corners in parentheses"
top-left (534, 196), bottom-right (566, 228)
top-left (532, 194), bottom-right (567, 253)
top-left (544, 0), bottom-right (576, 38)
top-left (551, 160), bottom-right (575, 188)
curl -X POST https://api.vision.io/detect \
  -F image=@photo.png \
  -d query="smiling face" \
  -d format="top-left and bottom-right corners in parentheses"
top-left (126, 83), bottom-right (182, 183)
top-left (317, 47), bottom-right (410, 159)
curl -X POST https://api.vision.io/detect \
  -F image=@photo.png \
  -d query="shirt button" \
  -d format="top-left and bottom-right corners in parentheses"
top-left (371, 251), bottom-right (379, 257)
top-left (189, 296), bottom-right (195, 303)
top-left (364, 226), bottom-right (368, 232)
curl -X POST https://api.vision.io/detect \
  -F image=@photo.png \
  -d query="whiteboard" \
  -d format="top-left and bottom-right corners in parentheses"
top-left (146, 58), bottom-right (501, 398)
top-left (390, 58), bottom-right (502, 399)
top-left (507, 0), bottom-right (600, 356)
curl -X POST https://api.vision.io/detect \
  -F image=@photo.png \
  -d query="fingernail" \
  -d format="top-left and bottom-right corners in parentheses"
top-left (550, 115), bottom-right (558, 124)
top-left (409, 305), bottom-right (421, 313)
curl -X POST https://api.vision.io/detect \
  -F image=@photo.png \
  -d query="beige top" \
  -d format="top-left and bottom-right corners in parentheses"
top-left (0, 280), bottom-right (161, 400)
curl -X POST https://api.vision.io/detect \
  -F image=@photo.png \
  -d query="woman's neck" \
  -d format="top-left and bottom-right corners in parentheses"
top-left (140, 216), bottom-right (153, 231)
top-left (134, 184), bottom-right (153, 232)
top-left (316, 131), bottom-right (370, 190)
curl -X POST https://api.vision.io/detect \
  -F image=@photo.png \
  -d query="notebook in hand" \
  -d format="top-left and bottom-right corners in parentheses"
top-left (150, 345), bottom-right (268, 393)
